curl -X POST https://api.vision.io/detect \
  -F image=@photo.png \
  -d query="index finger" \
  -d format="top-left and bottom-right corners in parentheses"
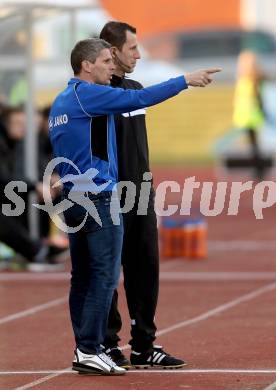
top-left (205, 68), bottom-right (222, 74)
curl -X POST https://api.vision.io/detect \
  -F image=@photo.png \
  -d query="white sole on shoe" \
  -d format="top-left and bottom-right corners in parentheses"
top-left (27, 263), bottom-right (64, 272)
top-left (132, 362), bottom-right (187, 369)
top-left (73, 363), bottom-right (126, 376)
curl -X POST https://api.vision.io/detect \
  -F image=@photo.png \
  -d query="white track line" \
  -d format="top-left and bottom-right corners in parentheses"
top-left (13, 281), bottom-right (276, 390)
top-left (0, 296), bottom-right (67, 326)
top-left (10, 369), bottom-right (276, 390)
top-left (0, 259), bottom-right (183, 282)
top-left (1, 272), bottom-right (275, 326)
top-left (2, 271), bottom-right (276, 282)
top-left (209, 241), bottom-right (276, 251)
top-left (0, 273), bottom-right (70, 281)
top-left (159, 272), bottom-right (276, 281)
top-left (158, 258), bottom-right (184, 269)
top-left (2, 369), bottom-right (276, 376)
top-left (0, 264), bottom-right (187, 325)
top-left (14, 372), bottom-right (70, 390)
top-left (263, 381), bottom-right (276, 390)
top-left (0, 371), bottom-right (72, 375)
top-left (156, 281), bottom-right (276, 337)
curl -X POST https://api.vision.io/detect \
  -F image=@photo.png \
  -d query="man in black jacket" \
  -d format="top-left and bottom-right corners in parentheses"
top-left (100, 21), bottom-right (185, 369)
top-left (0, 106), bottom-right (64, 271)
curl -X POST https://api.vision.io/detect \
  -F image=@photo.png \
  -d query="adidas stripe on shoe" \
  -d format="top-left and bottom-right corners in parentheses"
top-left (130, 345), bottom-right (187, 369)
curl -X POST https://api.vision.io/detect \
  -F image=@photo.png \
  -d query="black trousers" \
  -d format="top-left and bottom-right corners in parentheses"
top-left (247, 128), bottom-right (266, 180)
top-left (19, 193), bottom-right (61, 239)
top-left (104, 191), bottom-right (159, 353)
top-left (0, 211), bottom-right (41, 260)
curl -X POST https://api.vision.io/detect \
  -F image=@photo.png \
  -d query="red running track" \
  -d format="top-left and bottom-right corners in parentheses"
top-left (0, 167), bottom-right (276, 390)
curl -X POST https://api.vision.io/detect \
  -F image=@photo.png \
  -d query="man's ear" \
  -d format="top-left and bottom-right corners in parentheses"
top-left (110, 46), bottom-right (118, 59)
top-left (81, 60), bottom-right (93, 73)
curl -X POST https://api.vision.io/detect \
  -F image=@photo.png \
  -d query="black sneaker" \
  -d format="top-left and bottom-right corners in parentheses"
top-left (130, 345), bottom-right (187, 369)
top-left (105, 347), bottom-right (131, 369)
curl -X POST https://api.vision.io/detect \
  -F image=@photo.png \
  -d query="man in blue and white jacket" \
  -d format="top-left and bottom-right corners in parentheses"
top-left (49, 37), bottom-right (220, 376)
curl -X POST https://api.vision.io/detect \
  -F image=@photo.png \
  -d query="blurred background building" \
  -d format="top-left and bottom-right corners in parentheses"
top-left (0, 0), bottom-right (276, 167)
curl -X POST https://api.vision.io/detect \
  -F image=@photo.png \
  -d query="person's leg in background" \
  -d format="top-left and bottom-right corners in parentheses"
top-left (0, 212), bottom-right (42, 261)
top-left (0, 211), bottom-right (63, 271)
top-left (247, 128), bottom-right (265, 180)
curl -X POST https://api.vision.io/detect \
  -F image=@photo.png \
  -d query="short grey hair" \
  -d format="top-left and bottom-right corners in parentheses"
top-left (70, 38), bottom-right (111, 75)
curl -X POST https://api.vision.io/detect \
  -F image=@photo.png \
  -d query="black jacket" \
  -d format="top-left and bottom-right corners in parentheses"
top-left (111, 75), bottom-right (151, 187)
top-left (0, 132), bottom-right (36, 200)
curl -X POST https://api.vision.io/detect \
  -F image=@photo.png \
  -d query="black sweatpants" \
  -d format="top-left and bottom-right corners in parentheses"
top-left (104, 191), bottom-right (159, 353)
top-left (247, 128), bottom-right (266, 180)
top-left (0, 212), bottom-right (41, 260)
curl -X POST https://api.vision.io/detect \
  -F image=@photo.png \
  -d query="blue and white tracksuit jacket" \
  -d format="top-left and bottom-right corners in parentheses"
top-left (49, 76), bottom-right (188, 192)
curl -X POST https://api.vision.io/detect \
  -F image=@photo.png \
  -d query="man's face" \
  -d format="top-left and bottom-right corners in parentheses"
top-left (114, 31), bottom-right (141, 74)
top-left (7, 111), bottom-right (26, 140)
top-left (89, 48), bottom-right (115, 85)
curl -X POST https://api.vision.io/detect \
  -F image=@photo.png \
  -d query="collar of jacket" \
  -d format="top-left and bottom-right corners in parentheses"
top-left (111, 74), bottom-right (124, 87)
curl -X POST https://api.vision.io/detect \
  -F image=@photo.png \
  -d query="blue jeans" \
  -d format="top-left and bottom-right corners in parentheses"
top-left (63, 191), bottom-right (123, 354)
